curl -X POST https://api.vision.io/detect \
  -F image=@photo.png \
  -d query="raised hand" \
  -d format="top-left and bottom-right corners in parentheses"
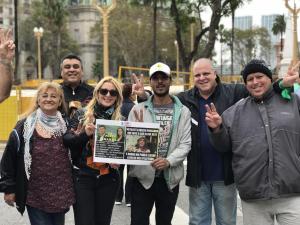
top-left (133, 109), bottom-right (144, 122)
top-left (281, 61), bottom-right (300, 87)
top-left (0, 29), bottom-right (15, 62)
top-left (205, 103), bottom-right (222, 130)
top-left (4, 193), bottom-right (15, 207)
top-left (131, 73), bottom-right (147, 98)
top-left (85, 113), bottom-right (95, 136)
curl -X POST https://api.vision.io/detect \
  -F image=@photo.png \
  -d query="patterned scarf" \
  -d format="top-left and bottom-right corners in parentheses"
top-left (23, 108), bottom-right (67, 179)
top-left (86, 103), bottom-right (114, 174)
top-left (93, 102), bottom-right (114, 119)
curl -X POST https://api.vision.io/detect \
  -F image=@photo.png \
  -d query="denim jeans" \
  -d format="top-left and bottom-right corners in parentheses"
top-left (26, 205), bottom-right (65, 225)
top-left (189, 181), bottom-right (237, 225)
top-left (241, 196), bottom-right (300, 225)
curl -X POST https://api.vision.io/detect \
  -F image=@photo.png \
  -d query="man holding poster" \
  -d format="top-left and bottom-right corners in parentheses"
top-left (128, 62), bottom-right (191, 225)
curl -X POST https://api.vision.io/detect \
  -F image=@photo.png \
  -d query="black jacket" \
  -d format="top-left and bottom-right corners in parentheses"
top-left (177, 83), bottom-right (248, 188)
top-left (121, 98), bottom-right (135, 120)
top-left (0, 119), bottom-right (28, 214)
top-left (61, 82), bottom-right (94, 105)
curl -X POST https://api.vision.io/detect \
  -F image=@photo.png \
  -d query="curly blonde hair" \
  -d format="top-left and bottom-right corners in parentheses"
top-left (84, 77), bottom-right (123, 124)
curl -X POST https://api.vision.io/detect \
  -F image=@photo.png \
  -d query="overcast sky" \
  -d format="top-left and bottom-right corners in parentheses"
top-left (222, 0), bottom-right (288, 27)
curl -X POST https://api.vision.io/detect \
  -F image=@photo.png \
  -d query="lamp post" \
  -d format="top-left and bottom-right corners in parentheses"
top-left (174, 40), bottom-right (179, 84)
top-left (33, 27), bottom-right (43, 82)
top-left (93, 0), bottom-right (117, 77)
top-left (284, 0), bottom-right (300, 65)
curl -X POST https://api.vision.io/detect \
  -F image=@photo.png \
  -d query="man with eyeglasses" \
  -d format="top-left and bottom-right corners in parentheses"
top-left (60, 53), bottom-right (94, 108)
top-left (128, 62), bottom-right (191, 225)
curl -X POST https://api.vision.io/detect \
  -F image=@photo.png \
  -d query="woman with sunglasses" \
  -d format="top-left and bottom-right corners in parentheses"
top-left (0, 82), bottom-right (74, 225)
top-left (63, 77), bottom-right (123, 225)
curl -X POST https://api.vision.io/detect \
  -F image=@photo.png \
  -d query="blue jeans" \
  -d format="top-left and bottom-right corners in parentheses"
top-left (189, 181), bottom-right (237, 225)
top-left (27, 205), bottom-right (65, 225)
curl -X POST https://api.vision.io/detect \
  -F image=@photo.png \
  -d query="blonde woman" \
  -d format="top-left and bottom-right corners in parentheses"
top-left (64, 77), bottom-right (123, 225)
top-left (0, 82), bottom-right (75, 225)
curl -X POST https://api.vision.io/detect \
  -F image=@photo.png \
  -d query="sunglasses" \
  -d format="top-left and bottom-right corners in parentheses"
top-left (98, 88), bottom-right (118, 97)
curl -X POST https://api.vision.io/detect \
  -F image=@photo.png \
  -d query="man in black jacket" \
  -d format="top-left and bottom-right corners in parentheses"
top-left (177, 58), bottom-right (248, 225)
top-left (60, 54), bottom-right (94, 109)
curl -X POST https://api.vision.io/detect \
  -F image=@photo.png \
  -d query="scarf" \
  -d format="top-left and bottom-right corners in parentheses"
top-left (93, 102), bottom-right (114, 120)
top-left (23, 108), bottom-right (67, 179)
top-left (85, 103), bottom-right (115, 174)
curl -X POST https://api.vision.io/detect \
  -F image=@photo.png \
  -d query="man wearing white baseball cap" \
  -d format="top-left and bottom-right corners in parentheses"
top-left (128, 62), bottom-right (191, 225)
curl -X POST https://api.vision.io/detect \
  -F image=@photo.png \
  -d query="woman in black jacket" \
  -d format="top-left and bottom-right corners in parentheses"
top-left (0, 82), bottom-right (74, 225)
top-left (63, 76), bottom-right (123, 225)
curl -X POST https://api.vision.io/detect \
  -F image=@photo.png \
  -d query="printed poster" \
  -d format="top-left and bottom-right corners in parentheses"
top-left (93, 119), bottom-right (160, 165)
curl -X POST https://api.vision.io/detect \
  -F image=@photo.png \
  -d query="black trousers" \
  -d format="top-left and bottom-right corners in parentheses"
top-left (115, 165), bottom-right (133, 203)
top-left (73, 171), bottom-right (120, 225)
top-left (130, 177), bottom-right (179, 225)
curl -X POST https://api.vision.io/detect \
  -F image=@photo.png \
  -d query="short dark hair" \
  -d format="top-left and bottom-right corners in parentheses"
top-left (61, 53), bottom-right (83, 70)
top-left (122, 83), bottom-right (132, 99)
top-left (99, 125), bottom-right (106, 129)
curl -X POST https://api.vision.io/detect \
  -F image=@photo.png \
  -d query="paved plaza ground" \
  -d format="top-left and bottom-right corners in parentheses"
top-left (0, 143), bottom-right (243, 225)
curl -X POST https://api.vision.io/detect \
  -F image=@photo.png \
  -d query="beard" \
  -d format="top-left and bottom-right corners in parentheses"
top-left (153, 88), bottom-right (170, 97)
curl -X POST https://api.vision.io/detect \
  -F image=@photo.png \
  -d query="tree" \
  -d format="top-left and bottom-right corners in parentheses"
top-left (229, 27), bottom-right (271, 68)
top-left (170, 0), bottom-right (249, 73)
top-left (272, 14), bottom-right (286, 59)
top-left (19, 0), bottom-right (79, 78)
top-left (90, 1), bottom-right (177, 76)
top-left (130, 0), bottom-right (168, 62)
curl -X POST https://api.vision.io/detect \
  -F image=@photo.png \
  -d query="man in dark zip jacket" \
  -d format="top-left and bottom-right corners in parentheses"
top-left (60, 54), bottom-right (93, 109)
top-left (177, 58), bottom-right (246, 225)
top-left (206, 59), bottom-right (300, 225)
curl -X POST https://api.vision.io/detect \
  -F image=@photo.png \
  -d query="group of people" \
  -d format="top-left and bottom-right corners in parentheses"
top-left (0, 28), bottom-right (299, 225)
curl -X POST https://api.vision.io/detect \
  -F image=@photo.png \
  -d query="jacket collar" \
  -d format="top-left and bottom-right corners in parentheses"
top-left (144, 94), bottom-right (182, 110)
top-left (250, 86), bottom-right (274, 102)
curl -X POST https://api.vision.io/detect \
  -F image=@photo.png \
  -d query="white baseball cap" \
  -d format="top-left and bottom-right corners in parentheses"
top-left (149, 62), bottom-right (171, 79)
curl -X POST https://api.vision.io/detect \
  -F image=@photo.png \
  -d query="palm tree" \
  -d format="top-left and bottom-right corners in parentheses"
top-left (272, 14), bottom-right (286, 59)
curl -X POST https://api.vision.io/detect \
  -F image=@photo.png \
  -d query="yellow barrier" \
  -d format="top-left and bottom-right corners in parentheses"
top-left (118, 66), bottom-right (243, 87)
top-left (0, 74), bottom-right (244, 141)
top-left (118, 66), bottom-right (192, 87)
top-left (0, 95), bottom-right (18, 141)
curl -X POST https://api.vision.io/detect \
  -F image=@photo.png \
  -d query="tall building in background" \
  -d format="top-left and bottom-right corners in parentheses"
top-left (0, 0), bottom-right (100, 82)
top-left (0, 0), bottom-right (14, 29)
top-left (261, 14), bottom-right (280, 69)
top-left (234, 16), bottom-right (253, 30)
top-left (67, 1), bottom-right (100, 80)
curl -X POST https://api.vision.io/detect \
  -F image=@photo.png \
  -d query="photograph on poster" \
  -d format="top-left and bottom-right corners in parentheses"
top-left (94, 119), bottom-right (159, 165)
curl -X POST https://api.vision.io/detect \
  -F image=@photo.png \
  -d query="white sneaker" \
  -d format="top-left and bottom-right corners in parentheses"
top-left (115, 201), bottom-right (122, 205)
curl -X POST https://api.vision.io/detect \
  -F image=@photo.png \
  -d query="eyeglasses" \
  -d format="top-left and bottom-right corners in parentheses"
top-left (98, 88), bottom-right (118, 97)
top-left (63, 64), bottom-right (81, 69)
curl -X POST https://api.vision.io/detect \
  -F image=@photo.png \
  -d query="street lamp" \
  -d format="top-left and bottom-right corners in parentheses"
top-left (284, 0), bottom-right (300, 65)
top-left (174, 40), bottom-right (179, 84)
top-left (33, 27), bottom-right (43, 82)
top-left (93, 0), bottom-right (117, 77)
